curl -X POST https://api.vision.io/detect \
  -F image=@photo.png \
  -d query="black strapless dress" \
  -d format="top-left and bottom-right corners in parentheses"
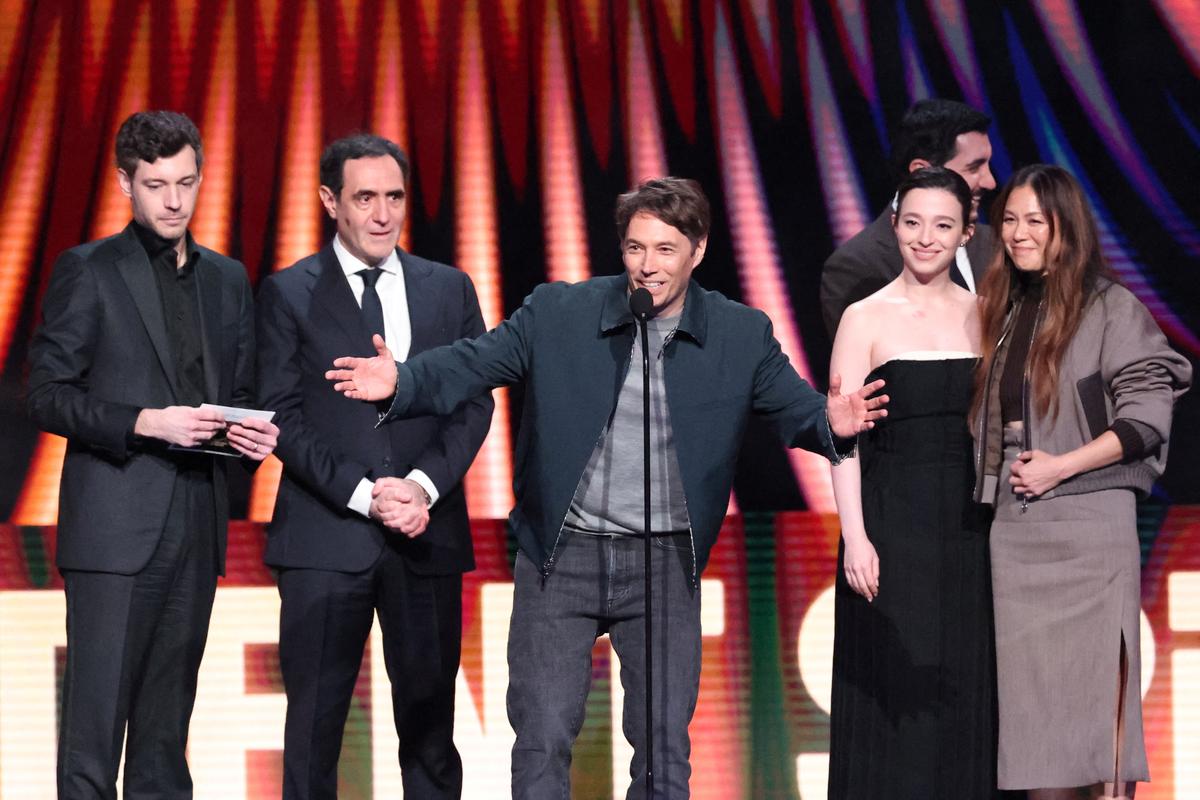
top-left (828, 358), bottom-right (999, 799)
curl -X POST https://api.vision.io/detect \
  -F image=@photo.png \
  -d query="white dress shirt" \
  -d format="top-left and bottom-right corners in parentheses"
top-left (954, 245), bottom-right (977, 293)
top-left (332, 235), bottom-right (440, 516)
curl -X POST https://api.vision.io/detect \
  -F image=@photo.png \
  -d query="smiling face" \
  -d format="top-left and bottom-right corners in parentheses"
top-left (939, 131), bottom-right (996, 223)
top-left (622, 211), bottom-right (706, 318)
top-left (893, 187), bottom-right (971, 280)
top-left (319, 155), bottom-right (407, 266)
top-left (118, 145), bottom-right (201, 242)
top-left (1001, 184), bottom-right (1052, 274)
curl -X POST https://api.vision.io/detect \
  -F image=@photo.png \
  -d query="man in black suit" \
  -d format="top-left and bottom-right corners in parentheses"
top-left (820, 98), bottom-right (998, 335)
top-left (27, 110), bottom-right (279, 799)
top-left (256, 133), bottom-right (493, 799)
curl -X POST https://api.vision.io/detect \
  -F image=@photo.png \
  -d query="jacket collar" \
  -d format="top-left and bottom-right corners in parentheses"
top-left (598, 276), bottom-right (708, 346)
top-left (129, 219), bottom-right (199, 266)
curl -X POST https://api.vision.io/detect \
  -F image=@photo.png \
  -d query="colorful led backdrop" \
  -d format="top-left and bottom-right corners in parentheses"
top-left (0, 0), bottom-right (1198, 797)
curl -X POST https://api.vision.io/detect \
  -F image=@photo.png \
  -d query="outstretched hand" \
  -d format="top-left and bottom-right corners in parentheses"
top-left (826, 374), bottom-right (888, 438)
top-left (326, 334), bottom-right (398, 402)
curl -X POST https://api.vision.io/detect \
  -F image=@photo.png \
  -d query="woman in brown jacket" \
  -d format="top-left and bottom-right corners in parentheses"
top-left (973, 164), bottom-right (1191, 799)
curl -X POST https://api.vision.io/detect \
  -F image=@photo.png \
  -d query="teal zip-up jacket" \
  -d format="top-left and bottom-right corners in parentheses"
top-left (382, 275), bottom-right (850, 580)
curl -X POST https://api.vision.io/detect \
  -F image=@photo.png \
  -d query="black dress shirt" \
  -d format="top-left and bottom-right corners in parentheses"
top-left (132, 222), bottom-right (206, 407)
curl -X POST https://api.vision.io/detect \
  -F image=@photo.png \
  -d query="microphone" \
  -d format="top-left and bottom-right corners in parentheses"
top-left (629, 287), bottom-right (655, 320)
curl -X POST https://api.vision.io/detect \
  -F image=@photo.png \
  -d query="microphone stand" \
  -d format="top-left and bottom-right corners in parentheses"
top-left (629, 286), bottom-right (657, 796)
top-left (636, 309), bottom-right (654, 798)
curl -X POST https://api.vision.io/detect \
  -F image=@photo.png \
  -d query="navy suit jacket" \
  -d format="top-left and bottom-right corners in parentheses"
top-left (256, 245), bottom-right (492, 575)
top-left (27, 223), bottom-right (255, 575)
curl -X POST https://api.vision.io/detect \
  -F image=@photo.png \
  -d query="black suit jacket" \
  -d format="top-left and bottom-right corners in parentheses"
top-left (27, 224), bottom-right (255, 575)
top-left (256, 245), bottom-right (493, 575)
top-left (819, 207), bottom-right (995, 336)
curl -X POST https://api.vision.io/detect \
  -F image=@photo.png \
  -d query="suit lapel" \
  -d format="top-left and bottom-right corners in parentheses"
top-left (115, 226), bottom-right (181, 401)
top-left (312, 245), bottom-right (376, 355)
top-left (399, 250), bottom-right (436, 356)
top-left (194, 255), bottom-right (223, 401)
top-left (869, 208), bottom-right (898, 254)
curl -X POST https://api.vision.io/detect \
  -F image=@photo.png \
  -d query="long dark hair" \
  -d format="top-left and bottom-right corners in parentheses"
top-left (972, 164), bottom-right (1113, 421)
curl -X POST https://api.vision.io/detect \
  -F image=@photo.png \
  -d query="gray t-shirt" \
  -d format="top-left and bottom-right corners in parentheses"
top-left (564, 313), bottom-right (691, 535)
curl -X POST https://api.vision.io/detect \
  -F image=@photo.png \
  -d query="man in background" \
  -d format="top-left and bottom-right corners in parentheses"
top-left (820, 97), bottom-right (998, 335)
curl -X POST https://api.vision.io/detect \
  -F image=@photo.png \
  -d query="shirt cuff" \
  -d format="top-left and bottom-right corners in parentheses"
top-left (126, 409), bottom-right (145, 450)
top-left (1108, 418), bottom-right (1162, 461)
top-left (824, 412), bottom-right (857, 465)
top-left (374, 368), bottom-right (405, 429)
top-left (348, 478), bottom-right (374, 518)
top-left (405, 469), bottom-right (439, 507)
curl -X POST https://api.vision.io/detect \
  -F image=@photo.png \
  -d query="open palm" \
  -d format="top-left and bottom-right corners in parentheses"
top-left (326, 334), bottom-right (399, 401)
top-left (827, 374), bottom-right (888, 437)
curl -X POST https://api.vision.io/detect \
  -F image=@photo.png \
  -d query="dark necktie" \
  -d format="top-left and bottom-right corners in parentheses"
top-left (950, 253), bottom-right (969, 290)
top-left (359, 268), bottom-right (386, 341)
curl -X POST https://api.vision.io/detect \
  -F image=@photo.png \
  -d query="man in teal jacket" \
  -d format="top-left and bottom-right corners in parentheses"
top-left (328, 178), bottom-right (887, 798)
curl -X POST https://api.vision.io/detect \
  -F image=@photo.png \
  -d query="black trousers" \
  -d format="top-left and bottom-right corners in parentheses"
top-left (277, 543), bottom-right (464, 800)
top-left (57, 470), bottom-right (217, 800)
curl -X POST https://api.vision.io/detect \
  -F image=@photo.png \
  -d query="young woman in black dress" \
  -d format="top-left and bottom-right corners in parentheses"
top-left (828, 167), bottom-right (997, 799)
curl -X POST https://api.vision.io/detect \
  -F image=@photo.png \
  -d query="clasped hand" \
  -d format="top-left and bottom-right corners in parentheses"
top-left (1009, 449), bottom-right (1066, 497)
top-left (370, 477), bottom-right (430, 538)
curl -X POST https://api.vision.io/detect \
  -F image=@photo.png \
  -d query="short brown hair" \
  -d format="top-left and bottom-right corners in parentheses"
top-left (614, 177), bottom-right (711, 246)
top-left (115, 111), bottom-right (203, 176)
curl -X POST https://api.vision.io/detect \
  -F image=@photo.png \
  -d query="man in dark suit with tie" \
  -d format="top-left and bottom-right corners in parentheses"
top-left (820, 98), bottom-right (998, 335)
top-left (27, 110), bottom-right (280, 799)
top-left (256, 133), bottom-right (493, 799)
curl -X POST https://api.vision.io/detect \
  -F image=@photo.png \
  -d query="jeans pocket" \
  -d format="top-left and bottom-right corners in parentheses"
top-left (651, 533), bottom-right (691, 552)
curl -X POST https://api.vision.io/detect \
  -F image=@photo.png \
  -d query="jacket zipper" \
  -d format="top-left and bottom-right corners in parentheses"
top-left (1020, 298), bottom-right (1045, 453)
top-left (1018, 298), bottom-right (1046, 511)
top-left (682, 499), bottom-right (699, 588)
top-left (657, 326), bottom-right (699, 587)
top-left (975, 301), bottom-right (1019, 502)
top-left (541, 330), bottom-right (638, 576)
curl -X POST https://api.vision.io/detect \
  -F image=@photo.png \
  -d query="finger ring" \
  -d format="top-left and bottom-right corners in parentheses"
top-left (252, 442), bottom-right (259, 452)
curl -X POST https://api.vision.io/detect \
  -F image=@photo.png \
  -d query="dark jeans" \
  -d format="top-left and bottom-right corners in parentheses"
top-left (507, 531), bottom-right (701, 800)
top-left (57, 472), bottom-right (217, 800)
top-left (277, 546), bottom-right (463, 800)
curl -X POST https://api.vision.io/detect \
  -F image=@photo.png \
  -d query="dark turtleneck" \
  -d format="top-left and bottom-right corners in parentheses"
top-left (131, 221), bottom-right (206, 406)
top-left (999, 273), bottom-right (1043, 424)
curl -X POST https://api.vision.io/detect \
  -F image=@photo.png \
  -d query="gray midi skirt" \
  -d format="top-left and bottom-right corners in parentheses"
top-left (990, 431), bottom-right (1148, 789)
